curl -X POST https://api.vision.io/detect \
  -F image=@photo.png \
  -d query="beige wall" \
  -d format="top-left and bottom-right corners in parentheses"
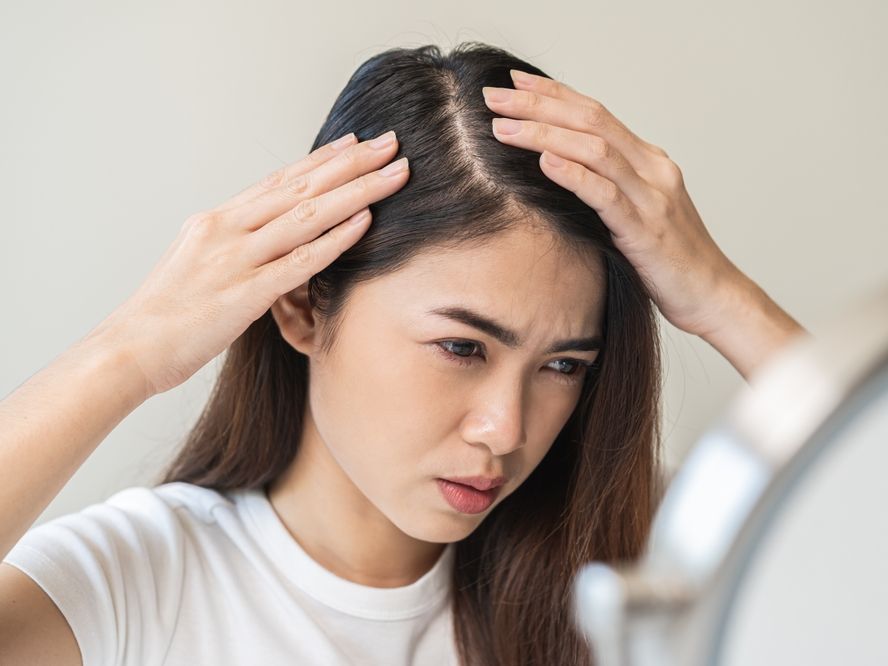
top-left (2, 1), bottom-right (886, 526)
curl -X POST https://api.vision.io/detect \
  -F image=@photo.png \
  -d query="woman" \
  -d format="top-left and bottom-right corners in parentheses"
top-left (0, 43), bottom-right (806, 665)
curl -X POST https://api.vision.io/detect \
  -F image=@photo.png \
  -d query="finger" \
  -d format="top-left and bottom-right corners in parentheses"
top-left (254, 205), bottom-right (375, 296)
top-left (223, 131), bottom-right (402, 233)
top-left (245, 156), bottom-right (409, 267)
top-left (483, 83), bottom-right (656, 171)
top-left (492, 117), bottom-right (658, 210)
top-left (214, 132), bottom-right (358, 214)
top-left (538, 150), bottom-right (644, 242)
top-left (504, 70), bottom-right (666, 166)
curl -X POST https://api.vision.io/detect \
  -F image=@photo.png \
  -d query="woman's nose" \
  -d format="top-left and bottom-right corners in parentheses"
top-left (460, 382), bottom-right (529, 456)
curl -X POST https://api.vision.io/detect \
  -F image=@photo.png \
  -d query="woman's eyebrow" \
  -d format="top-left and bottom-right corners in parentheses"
top-left (425, 305), bottom-right (603, 354)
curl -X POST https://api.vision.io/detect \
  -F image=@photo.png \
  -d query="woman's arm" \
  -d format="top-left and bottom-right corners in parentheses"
top-left (698, 273), bottom-right (809, 382)
top-left (0, 328), bottom-right (150, 561)
top-left (482, 70), bottom-right (810, 383)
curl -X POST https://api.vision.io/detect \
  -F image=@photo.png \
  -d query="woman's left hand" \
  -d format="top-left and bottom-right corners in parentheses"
top-left (482, 69), bottom-right (746, 340)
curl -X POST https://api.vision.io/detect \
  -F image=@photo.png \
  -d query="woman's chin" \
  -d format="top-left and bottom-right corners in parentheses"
top-left (395, 509), bottom-right (486, 544)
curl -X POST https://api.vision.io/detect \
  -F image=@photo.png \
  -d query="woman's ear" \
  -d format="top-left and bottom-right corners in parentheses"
top-left (270, 283), bottom-right (320, 356)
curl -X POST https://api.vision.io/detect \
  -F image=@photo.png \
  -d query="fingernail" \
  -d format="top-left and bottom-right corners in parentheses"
top-left (493, 118), bottom-right (521, 135)
top-left (347, 209), bottom-right (371, 226)
top-left (482, 87), bottom-right (511, 103)
top-left (380, 157), bottom-right (408, 176)
top-left (370, 130), bottom-right (396, 149)
top-left (510, 69), bottom-right (535, 86)
top-left (331, 133), bottom-right (356, 150)
top-left (543, 151), bottom-right (566, 167)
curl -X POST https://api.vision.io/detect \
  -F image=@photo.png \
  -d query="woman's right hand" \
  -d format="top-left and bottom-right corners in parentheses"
top-left (87, 130), bottom-right (409, 398)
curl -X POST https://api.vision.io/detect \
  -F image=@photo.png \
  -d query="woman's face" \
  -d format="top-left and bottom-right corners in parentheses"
top-left (295, 224), bottom-right (606, 543)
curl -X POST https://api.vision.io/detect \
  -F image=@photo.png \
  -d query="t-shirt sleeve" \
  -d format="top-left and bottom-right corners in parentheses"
top-left (2, 486), bottom-right (187, 666)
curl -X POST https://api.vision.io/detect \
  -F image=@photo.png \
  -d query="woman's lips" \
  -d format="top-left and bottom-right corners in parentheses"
top-left (436, 478), bottom-right (502, 514)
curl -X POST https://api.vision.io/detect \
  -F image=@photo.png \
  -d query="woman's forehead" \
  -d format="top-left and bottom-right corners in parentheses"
top-left (348, 228), bottom-right (606, 333)
top-left (401, 227), bottom-right (603, 292)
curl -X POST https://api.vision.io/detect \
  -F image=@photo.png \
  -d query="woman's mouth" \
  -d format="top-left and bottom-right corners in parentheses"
top-left (436, 478), bottom-right (502, 514)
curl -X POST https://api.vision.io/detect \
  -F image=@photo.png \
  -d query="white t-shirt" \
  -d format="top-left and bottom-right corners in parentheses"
top-left (2, 481), bottom-right (458, 666)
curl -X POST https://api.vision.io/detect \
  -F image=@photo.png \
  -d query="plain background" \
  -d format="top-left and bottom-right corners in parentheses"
top-left (2, 1), bottom-right (887, 528)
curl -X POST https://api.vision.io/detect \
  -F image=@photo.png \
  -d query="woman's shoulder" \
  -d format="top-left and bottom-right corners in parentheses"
top-left (2, 482), bottom-right (252, 666)
top-left (107, 480), bottom-right (238, 524)
top-left (38, 481), bottom-right (237, 535)
top-left (7, 481), bottom-right (245, 560)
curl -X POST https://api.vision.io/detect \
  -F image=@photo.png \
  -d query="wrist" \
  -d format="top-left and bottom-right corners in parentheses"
top-left (75, 321), bottom-right (157, 407)
top-left (701, 273), bottom-right (808, 381)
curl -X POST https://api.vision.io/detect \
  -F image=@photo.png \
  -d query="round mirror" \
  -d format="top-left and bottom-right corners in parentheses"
top-left (573, 284), bottom-right (888, 666)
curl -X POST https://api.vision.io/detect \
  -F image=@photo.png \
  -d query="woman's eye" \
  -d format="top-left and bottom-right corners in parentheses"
top-left (434, 340), bottom-right (597, 385)
top-left (437, 340), bottom-right (481, 362)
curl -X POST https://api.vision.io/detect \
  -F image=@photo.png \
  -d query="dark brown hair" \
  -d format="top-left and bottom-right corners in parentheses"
top-left (156, 42), bottom-right (664, 665)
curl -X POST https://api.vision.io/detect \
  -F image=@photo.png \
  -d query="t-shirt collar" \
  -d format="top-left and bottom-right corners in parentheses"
top-left (235, 486), bottom-right (455, 620)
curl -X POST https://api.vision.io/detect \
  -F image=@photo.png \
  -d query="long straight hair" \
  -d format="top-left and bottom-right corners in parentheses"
top-left (157, 42), bottom-right (664, 665)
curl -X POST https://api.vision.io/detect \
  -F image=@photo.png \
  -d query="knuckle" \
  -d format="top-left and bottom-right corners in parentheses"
top-left (259, 167), bottom-right (286, 191)
top-left (290, 241), bottom-right (316, 267)
top-left (182, 212), bottom-right (203, 231)
top-left (284, 173), bottom-right (311, 197)
top-left (661, 159), bottom-right (684, 191)
top-left (573, 166), bottom-right (590, 190)
top-left (581, 100), bottom-right (606, 130)
top-left (646, 142), bottom-right (669, 158)
top-left (209, 249), bottom-right (232, 269)
top-left (523, 90), bottom-right (541, 109)
top-left (587, 135), bottom-right (609, 160)
top-left (290, 197), bottom-right (318, 223)
top-left (601, 179), bottom-right (620, 205)
top-left (183, 212), bottom-right (217, 238)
